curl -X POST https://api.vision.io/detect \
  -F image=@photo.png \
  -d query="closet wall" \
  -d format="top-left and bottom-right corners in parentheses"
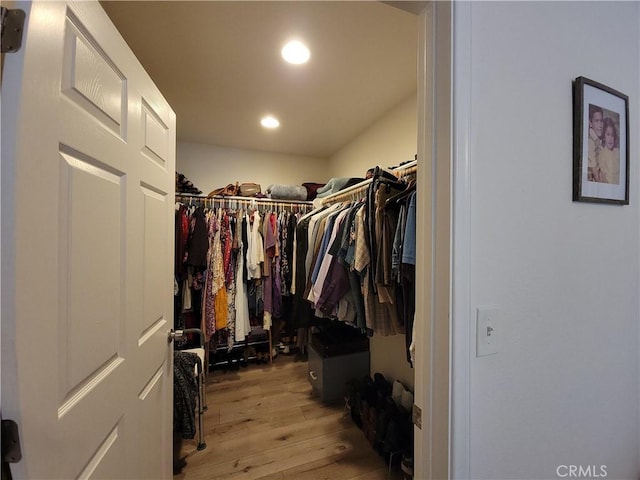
top-left (329, 94), bottom-right (417, 178)
top-left (177, 142), bottom-right (330, 194)
top-left (175, 91), bottom-right (417, 389)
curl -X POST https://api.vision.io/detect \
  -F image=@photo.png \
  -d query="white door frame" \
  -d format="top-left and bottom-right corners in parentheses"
top-left (413, 2), bottom-right (453, 479)
top-left (451, 2), bottom-right (472, 478)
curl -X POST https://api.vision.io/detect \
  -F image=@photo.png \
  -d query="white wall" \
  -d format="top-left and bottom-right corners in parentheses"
top-left (176, 142), bottom-right (329, 195)
top-left (329, 92), bottom-right (417, 389)
top-left (329, 93), bottom-right (417, 179)
top-left (455, 2), bottom-right (640, 479)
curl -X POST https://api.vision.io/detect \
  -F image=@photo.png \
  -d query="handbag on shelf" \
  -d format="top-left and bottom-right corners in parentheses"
top-left (207, 182), bottom-right (238, 198)
top-left (239, 183), bottom-right (261, 197)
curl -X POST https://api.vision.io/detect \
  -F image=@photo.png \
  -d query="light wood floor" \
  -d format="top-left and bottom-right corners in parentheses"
top-left (175, 353), bottom-right (404, 480)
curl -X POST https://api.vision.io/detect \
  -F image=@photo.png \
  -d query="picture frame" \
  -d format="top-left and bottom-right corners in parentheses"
top-left (573, 76), bottom-right (629, 204)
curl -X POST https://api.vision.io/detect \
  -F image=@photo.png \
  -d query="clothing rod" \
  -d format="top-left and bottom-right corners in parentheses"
top-left (320, 160), bottom-right (418, 205)
top-left (394, 159), bottom-right (417, 174)
top-left (320, 178), bottom-right (372, 205)
top-left (399, 164), bottom-right (417, 177)
top-left (175, 194), bottom-right (313, 206)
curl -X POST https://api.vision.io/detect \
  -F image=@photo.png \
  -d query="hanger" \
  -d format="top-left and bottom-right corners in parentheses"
top-left (385, 180), bottom-right (416, 207)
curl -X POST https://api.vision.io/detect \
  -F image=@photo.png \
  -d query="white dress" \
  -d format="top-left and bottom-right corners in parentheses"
top-left (246, 210), bottom-right (264, 280)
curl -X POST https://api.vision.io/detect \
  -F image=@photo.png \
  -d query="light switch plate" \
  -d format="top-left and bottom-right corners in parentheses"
top-left (476, 306), bottom-right (500, 357)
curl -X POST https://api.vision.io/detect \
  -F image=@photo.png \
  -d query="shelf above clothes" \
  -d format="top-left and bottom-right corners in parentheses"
top-left (319, 160), bottom-right (417, 206)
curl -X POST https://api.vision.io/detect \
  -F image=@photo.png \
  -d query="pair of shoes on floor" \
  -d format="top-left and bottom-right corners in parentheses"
top-left (401, 451), bottom-right (414, 477)
top-left (391, 380), bottom-right (414, 412)
top-left (255, 351), bottom-right (269, 364)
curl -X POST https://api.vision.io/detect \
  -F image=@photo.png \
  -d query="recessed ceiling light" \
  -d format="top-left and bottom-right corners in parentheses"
top-left (261, 116), bottom-right (280, 129)
top-left (281, 40), bottom-right (310, 65)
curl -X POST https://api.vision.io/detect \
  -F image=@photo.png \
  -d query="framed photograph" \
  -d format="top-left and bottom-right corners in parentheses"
top-left (573, 76), bottom-right (629, 204)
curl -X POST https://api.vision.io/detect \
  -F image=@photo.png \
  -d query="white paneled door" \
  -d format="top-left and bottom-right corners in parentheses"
top-left (1, 1), bottom-right (176, 478)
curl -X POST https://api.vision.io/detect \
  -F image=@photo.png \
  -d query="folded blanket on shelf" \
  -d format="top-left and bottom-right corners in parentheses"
top-left (267, 184), bottom-right (308, 201)
top-left (316, 177), bottom-right (365, 198)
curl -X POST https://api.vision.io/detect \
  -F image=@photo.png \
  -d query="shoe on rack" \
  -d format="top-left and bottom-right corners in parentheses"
top-left (401, 451), bottom-right (414, 478)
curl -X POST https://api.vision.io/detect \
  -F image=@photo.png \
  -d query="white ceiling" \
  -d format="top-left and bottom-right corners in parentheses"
top-left (101, 1), bottom-right (418, 158)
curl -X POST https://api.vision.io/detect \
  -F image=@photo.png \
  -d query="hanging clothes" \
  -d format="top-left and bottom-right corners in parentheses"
top-left (246, 210), bottom-right (264, 280)
top-left (289, 164), bottom-right (417, 358)
top-left (402, 192), bottom-right (417, 365)
top-left (263, 211), bottom-right (276, 330)
top-left (222, 213), bottom-right (236, 349)
top-left (234, 210), bottom-right (251, 342)
top-left (174, 197), bottom-right (312, 351)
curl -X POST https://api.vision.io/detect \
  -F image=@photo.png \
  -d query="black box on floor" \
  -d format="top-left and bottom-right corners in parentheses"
top-left (311, 327), bottom-right (369, 358)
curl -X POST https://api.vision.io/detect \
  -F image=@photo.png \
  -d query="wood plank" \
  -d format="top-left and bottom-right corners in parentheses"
top-left (207, 407), bottom-right (309, 439)
top-left (300, 401), bottom-right (345, 420)
top-left (253, 473), bottom-right (284, 480)
top-left (187, 410), bottom-right (351, 467)
top-left (186, 426), bottom-right (365, 480)
top-left (280, 446), bottom-right (383, 480)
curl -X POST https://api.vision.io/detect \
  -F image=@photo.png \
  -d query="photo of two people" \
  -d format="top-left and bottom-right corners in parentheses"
top-left (587, 103), bottom-right (621, 185)
top-left (573, 75), bottom-right (628, 204)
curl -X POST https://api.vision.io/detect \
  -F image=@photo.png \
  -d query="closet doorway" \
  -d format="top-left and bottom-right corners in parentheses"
top-left (101, 2), bottom-right (452, 479)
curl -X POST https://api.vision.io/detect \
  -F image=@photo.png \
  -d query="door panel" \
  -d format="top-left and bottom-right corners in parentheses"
top-left (141, 186), bottom-right (169, 344)
top-left (141, 98), bottom-right (171, 167)
top-left (62, 9), bottom-right (127, 137)
top-left (1, 1), bottom-right (176, 478)
top-left (137, 363), bottom-right (171, 480)
top-left (78, 424), bottom-right (125, 480)
top-left (60, 147), bottom-right (125, 394)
